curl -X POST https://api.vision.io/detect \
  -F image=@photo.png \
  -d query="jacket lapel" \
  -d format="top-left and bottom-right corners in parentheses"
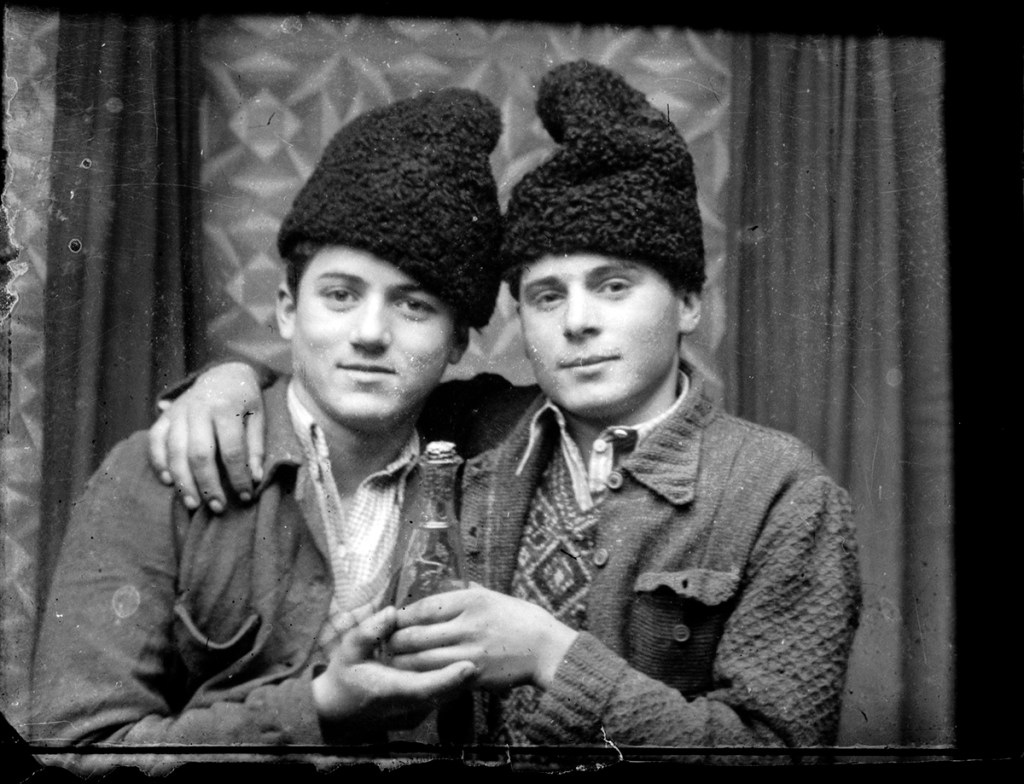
top-left (461, 395), bottom-right (551, 594)
top-left (619, 365), bottom-right (716, 506)
top-left (256, 377), bottom-right (333, 566)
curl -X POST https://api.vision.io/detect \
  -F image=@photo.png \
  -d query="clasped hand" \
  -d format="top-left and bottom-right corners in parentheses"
top-left (311, 602), bottom-right (476, 730)
top-left (387, 585), bottom-right (578, 693)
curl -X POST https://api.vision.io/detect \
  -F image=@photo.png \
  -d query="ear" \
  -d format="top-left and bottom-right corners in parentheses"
top-left (676, 290), bottom-right (702, 336)
top-left (276, 282), bottom-right (297, 340)
top-left (447, 322), bottom-right (470, 366)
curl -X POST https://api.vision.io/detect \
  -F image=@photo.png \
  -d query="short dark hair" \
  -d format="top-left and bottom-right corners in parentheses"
top-left (283, 239), bottom-right (324, 296)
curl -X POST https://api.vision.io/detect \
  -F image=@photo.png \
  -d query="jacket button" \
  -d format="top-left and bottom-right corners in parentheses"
top-left (605, 471), bottom-right (624, 490)
top-left (672, 624), bottom-right (691, 643)
top-left (592, 547), bottom-right (609, 567)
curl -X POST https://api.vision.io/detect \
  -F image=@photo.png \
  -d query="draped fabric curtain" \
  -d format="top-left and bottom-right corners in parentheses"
top-left (38, 16), bottom-right (206, 616)
top-left (11, 16), bottom-right (958, 753)
top-left (724, 36), bottom-right (951, 746)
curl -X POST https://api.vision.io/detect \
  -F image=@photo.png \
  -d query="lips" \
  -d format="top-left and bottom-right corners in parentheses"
top-left (338, 363), bottom-right (396, 374)
top-left (558, 353), bottom-right (620, 369)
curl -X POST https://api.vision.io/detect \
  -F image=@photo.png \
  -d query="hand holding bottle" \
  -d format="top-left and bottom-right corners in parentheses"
top-left (387, 585), bottom-right (579, 693)
top-left (310, 603), bottom-right (477, 731)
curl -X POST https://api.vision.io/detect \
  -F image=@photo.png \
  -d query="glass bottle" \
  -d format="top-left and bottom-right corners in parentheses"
top-left (392, 441), bottom-right (466, 608)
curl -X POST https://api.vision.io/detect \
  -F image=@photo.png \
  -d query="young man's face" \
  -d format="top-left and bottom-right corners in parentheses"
top-left (517, 253), bottom-right (700, 429)
top-left (277, 246), bottom-right (466, 436)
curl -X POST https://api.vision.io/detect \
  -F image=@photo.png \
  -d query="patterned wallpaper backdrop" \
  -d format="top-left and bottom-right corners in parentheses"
top-left (2, 7), bottom-right (57, 734)
top-left (1, 11), bottom-right (732, 736)
top-left (196, 15), bottom-right (731, 388)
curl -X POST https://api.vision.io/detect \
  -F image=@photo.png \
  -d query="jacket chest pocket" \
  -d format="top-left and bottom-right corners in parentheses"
top-left (626, 568), bottom-right (739, 696)
top-left (172, 601), bottom-right (262, 692)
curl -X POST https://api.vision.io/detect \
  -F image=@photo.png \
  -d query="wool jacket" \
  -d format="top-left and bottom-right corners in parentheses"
top-left (30, 376), bottom-right (437, 750)
top-left (32, 365), bottom-right (859, 761)
top-left (457, 365), bottom-right (862, 755)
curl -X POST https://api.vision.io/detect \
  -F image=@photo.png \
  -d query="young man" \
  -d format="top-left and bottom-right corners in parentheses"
top-left (150, 62), bottom-right (861, 757)
top-left (31, 87), bottom-right (505, 756)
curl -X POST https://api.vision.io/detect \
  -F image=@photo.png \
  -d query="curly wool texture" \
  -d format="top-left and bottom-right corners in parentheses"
top-left (278, 88), bottom-right (503, 328)
top-left (501, 60), bottom-right (706, 294)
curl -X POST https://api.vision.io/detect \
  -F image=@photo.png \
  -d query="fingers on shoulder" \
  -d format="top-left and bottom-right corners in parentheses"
top-left (164, 413), bottom-right (201, 506)
top-left (147, 415), bottom-right (172, 480)
top-left (213, 413), bottom-right (255, 498)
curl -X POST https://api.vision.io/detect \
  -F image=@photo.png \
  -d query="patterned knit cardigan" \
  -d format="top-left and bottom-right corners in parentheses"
top-left (435, 365), bottom-right (862, 758)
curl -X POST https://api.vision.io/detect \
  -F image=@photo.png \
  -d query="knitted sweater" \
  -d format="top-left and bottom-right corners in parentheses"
top-left (457, 364), bottom-right (862, 756)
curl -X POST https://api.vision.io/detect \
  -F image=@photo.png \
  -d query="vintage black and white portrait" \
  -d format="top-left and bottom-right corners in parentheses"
top-left (1, 6), bottom-right (1012, 778)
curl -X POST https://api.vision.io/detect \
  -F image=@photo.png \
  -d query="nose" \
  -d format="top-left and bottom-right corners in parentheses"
top-left (562, 289), bottom-right (599, 341)
top-left (349, 298), bottom-right (391, 353)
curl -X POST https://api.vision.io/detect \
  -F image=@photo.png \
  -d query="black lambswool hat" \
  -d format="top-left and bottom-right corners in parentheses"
top-left (501, 60), bottom-right (705, 294)
top-left (278, 88), bottom-right (503, 328)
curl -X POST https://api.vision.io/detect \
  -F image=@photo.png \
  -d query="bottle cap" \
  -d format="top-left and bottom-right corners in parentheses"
top-left (424, 441), bottom-right (461, 463)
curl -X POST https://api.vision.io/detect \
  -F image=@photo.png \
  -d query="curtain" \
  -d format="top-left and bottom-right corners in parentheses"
top-left (725, 36), bottom-right (951, 746)
top-left (38, 16), bottom-right (206, 616)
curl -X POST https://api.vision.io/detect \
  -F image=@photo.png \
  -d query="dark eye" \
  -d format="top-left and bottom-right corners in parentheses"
top-left (530, 290), bottom-right (564, 310)
top-left (397, 297), bottom-right (436, 318)
top-left (598, 278), bottom-right (632, 296)
top-left (321, 287), bottom-right (357, 307)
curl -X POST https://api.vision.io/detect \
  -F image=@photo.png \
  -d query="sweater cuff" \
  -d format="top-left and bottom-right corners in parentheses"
top-left (526, 631), bottom-right (627, 744)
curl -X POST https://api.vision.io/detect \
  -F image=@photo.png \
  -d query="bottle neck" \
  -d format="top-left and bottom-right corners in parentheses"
top-left (420, 457), bottom-right (460, 525)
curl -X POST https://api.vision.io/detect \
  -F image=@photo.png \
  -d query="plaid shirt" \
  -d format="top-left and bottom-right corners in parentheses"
top-left (287, 382), bottom-right (419, 652)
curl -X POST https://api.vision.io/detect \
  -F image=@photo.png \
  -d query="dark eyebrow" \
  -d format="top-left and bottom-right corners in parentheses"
top-left (313, 274), bottom-right (434, 299)
top-left (389, 282), bottom-right (429, 295)
top-left (388, 282), bottom-right (441, 302)
top-left (521, 275), bottom-right (566, 298)
top-left (314, 272), bottom-right (364, 288)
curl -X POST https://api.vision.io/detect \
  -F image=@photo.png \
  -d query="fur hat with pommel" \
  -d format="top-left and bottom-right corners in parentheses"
top-left (277, 88), bottom-right (503, 328)
top-left (500, 60), bottom-right (706, 295)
